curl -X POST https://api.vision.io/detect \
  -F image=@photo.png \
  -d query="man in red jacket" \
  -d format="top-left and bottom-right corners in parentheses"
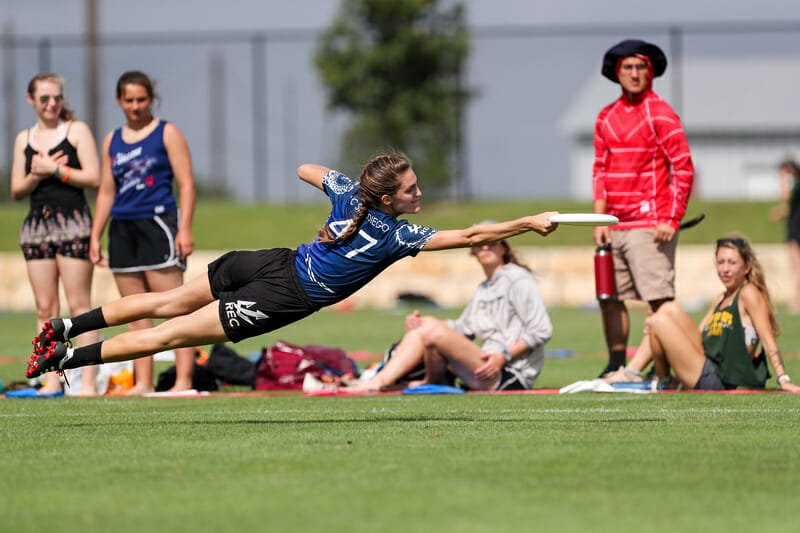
top-left (592, 39), bottom-right (694, 377)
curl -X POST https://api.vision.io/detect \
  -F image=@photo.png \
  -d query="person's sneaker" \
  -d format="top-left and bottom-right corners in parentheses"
top-left (33, 319), bottom-right (69, 355)
top-left (26, 341), bottom-right (69, 378)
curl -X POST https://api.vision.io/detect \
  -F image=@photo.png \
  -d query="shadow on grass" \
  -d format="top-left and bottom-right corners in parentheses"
top-left (56, 416), bottom-right (667, 427)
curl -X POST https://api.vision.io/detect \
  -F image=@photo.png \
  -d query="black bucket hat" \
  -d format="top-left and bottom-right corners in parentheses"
top-left (602, 39), bottom-right (667, 83)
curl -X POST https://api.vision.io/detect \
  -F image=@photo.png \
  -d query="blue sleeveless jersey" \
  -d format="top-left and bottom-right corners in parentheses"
top-left (295, 171), bottom-right (437, 307)
top-left (108, 120), bottom-right (178, 220)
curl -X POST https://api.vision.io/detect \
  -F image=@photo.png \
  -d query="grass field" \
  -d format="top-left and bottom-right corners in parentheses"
top-left (2, 306), bottom-right (799, 533)
top-left (1, 197), bottom-right (798, 532)
top-left (3, 394), bottom-right (799, 533)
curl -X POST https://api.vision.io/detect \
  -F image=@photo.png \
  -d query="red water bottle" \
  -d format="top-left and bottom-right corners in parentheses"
top-left (594, 242), bottom-right (615, 300)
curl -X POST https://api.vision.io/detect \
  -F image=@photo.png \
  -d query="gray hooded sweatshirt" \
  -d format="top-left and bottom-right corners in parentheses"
top-left (447, 263), bottom-right (552, 389)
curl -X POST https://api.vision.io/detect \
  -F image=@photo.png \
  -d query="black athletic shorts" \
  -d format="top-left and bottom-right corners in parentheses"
top-left (207, 248), bottom-right (319, 343)
top-left (109, 211), bottom-right (186, 273)
top-left (495, 365), bottom-right (527, 391)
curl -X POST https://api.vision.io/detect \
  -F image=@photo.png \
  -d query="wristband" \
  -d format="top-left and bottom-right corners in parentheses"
top-left (53, 166), bottom-right (60, 180)
top-left (777, 374), bottom-right (791, 385)
top-left (62, 166), bottom-right (71, 183)
top-left (502, 348), bottom-right (513, 363)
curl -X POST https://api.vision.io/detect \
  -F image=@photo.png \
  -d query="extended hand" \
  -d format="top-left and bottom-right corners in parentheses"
top-left (532, 212), bottom-right (559, 236)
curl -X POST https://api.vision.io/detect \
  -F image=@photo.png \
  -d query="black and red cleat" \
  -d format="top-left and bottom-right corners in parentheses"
top-left (26, 341), bottom-right (69, 378)
top-left (33, 319), bottom-right (69, 356)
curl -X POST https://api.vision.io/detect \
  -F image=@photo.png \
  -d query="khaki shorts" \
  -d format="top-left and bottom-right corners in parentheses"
top-left (609, 228), bottom-right (677, 302)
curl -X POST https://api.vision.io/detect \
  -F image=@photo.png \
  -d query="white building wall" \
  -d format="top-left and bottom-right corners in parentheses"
top-left (569, 143), bottom-right (594, 201)
top-left (690, 139), bottom-right (800, 200)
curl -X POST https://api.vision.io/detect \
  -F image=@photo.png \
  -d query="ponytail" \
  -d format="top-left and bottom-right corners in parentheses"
top-left (317, 153), bottom-right (411, 245)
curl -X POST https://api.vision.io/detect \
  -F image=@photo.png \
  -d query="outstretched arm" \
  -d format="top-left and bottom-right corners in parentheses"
top-left (297, 164), bottom-right (331, 191)
top-left (422, 213), bottom-right (558, 252)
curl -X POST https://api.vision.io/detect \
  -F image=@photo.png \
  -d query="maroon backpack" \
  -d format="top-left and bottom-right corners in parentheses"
top-left (254, 340), bottom-right (358, 391)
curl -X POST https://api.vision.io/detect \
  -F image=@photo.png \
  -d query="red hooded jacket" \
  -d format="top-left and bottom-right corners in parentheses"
top-left (592, 89), bottom-right (694, 230)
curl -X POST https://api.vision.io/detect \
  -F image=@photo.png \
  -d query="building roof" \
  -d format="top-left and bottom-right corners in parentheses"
top-left (559, 55), bottom-right (800, 136)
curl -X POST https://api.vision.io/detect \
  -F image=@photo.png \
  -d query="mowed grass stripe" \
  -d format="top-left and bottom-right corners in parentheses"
top-left (2, 394), bottom-right (798, 532)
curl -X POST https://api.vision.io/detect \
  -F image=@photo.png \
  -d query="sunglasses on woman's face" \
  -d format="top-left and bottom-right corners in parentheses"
top-left (38, 94), bottom-right (63, 105)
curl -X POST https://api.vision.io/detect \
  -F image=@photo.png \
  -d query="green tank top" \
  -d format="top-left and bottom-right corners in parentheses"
top-left (702, 287), bottom-right (769, 388)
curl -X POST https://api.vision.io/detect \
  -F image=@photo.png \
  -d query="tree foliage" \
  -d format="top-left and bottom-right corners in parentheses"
top-left (315, 0), bottom-right (470, 194)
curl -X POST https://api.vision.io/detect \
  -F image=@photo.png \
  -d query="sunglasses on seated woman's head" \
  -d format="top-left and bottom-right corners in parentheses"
top-left (716, 237), bottom-right (749, 262)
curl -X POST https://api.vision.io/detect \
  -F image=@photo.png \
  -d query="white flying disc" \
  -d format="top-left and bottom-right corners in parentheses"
top-left (549, 213), bottom-right (619, 226)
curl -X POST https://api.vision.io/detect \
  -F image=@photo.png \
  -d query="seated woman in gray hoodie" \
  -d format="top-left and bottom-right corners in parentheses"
top-left (350, 229), bottom-right (552, 392)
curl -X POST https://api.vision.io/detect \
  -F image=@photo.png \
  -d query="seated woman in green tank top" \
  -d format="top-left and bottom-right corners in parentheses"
top-left (604, 237), bottom-right (799, 391)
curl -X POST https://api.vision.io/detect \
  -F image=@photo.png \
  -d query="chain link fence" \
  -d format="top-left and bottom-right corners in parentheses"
top-left (2, 21), bottom-right (800, 202)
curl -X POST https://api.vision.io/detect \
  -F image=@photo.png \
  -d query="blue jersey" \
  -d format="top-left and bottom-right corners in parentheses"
top-left (295, 171), bottom-right (437, 306)
top-left (109, 120), bottom-right (178, 220)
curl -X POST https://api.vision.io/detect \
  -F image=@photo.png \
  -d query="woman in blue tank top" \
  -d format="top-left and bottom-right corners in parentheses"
top-left (9, 73), bottom-right (101, 396)
top-left (88, 71), bottom-right (197, 396)
top-left (26, 153), bottom-right (560, 380)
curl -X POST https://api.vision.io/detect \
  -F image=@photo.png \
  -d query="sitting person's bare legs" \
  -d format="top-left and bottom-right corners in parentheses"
top-left (350, 315), bottom-right (496, 391)
top-left (604, 301), bottom-right (701, 384)
top-left (646, 302), bottom-right (706, 388)
top-left (419, 321), bottom-right (500, 390)
top-left (348, 328), bottom-right (428, 391)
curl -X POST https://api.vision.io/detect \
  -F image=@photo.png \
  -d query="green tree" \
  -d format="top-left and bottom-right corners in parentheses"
top-left (315, 0), bottom-right (470, 195)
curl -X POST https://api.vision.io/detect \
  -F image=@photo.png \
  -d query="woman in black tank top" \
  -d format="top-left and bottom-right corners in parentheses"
top-left (9, 73), bottom-right (102, 396)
